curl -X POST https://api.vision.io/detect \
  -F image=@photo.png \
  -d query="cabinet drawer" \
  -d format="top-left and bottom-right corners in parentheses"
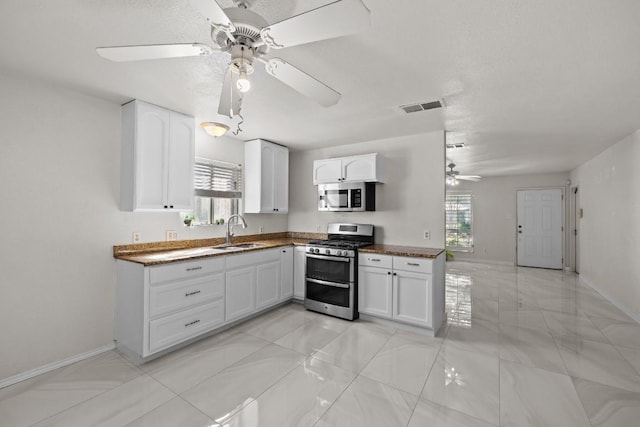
top-left (359, 253), bottom-right (392, 269)
top-left (149, 257), bottom-right (225, 284)
top-left (149, 273), bottom-right (224, 318)
top-left (148, 300), bottom-right (224, 353)
top-left (393, 256), bottom-right (432, 274)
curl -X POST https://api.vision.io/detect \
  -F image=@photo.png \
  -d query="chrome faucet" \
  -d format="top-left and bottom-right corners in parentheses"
top-left (226, 214), bottom-right (248, 244)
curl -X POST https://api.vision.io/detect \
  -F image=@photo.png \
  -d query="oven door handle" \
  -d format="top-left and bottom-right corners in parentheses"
top-left (306, 254), bottom-right (351, 263)
top-left (306, 278), bottom-right (350, 289)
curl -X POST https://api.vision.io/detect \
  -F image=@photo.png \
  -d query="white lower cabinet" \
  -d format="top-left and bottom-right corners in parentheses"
top-left (225, 247), bottom-right (286, 322)
top-left (393, 270), bottom-right (431, 327)
top-left (358, 266), bottom-right (393, 318)
top-left (293, 246), bottom-right (306, 299)
top-left (115, 257), bottom-right (226, 359)
top-left (225, 265), bottom-right (256, 322)
top-left (358, 252), bottom-right (445, 330)
top-left (256, 259), bottom-right (280, 309)
top-left (280, 247), bottom-right (294, 299)
top-left (116, 246), bottom-right (300, 360)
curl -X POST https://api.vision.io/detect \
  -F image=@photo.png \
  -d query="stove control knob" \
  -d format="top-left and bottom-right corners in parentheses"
top-left (338, 250), bottom-right (345, 256)
top-left (314, 248), bottom-right (320, 254)
top-left (325, 249), bottom-right (331, 255)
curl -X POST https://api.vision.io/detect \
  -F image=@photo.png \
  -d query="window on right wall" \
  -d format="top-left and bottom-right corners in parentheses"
top-left (446, 193), bottom-right (474, 252)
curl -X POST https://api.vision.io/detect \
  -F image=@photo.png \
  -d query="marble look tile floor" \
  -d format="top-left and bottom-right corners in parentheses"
top-left (2, 261), bottom-right (640, 426)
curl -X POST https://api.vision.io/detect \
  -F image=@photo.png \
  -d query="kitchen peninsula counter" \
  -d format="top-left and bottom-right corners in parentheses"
top-left (359, 244), bottom-right (444, 259)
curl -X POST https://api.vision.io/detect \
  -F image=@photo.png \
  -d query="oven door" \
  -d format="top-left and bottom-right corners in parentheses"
top-left (305, 253), bottom-right (354, 284)
top-left (305, 278), bottom-right (352, 308)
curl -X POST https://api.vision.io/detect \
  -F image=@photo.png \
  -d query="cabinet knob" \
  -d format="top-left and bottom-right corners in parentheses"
top-left (393, 272), bottom-right (397, 276)
top-left (170, 205), bottom-right (174, 209)
top-left (164, 205), bottom-right (168, 208)
top-left (387, 271), bottom-right (391, 275)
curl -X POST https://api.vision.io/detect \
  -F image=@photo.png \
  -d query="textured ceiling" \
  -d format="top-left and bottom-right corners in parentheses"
top-left (1, 0), bottom-right (639, 177)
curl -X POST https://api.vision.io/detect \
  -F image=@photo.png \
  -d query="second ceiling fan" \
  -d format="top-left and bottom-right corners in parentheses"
top-left (96, 0), bottom-right (370, 118)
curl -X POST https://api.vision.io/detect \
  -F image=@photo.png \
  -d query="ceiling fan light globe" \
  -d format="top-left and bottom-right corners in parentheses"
top-left (236, 73), bottom-right (251, 92)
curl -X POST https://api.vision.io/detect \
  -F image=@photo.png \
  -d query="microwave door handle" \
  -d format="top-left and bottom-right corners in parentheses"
top-left (306, 254), bottom-right (351, 262)
top-left (306, 278), bottom-right (350, 288)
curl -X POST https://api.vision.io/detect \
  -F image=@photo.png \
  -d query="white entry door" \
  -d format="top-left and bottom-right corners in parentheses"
top-left (517, 189), bottom-right (563, 269)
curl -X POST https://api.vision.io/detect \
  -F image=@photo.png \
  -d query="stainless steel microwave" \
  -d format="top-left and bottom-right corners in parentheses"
top-left (318, 182), bottom-right (376, 212)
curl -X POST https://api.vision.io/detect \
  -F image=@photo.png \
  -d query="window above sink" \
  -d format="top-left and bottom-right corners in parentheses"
top-left (187, 157), bottom-right (243, 226)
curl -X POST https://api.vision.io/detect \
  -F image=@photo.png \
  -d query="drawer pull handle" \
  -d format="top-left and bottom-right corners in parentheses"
top-left (185, 290), bottom-right (201, 297)
top-left (186, 266), bottom-right (203, 272)
top-left (370, 258), bottom-right (381, 262)
top-left (185, 319), bottom-right (200, 327)
top-left (407, 262), bottom-right (420, 267)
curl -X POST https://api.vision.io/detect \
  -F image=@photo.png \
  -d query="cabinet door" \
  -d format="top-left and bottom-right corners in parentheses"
top-left (273, 145), bottom-right (289, 213)
top-left (225, 266), bottom-right (256, 322)
top-left (358, 266), bottom-right (393, 318)
top-left (136, 102), bottom-right (170, 210)
top-left (343, 154), bottom-right (378, 182)
top-left (280, 247), bottom-right (294, 300)
top-left (166, 112), bottom-right (194, 210)
top-left (260, 142), bottom-right (276, 212)
top-left (293, 247), bottom-right (306, 299)
top-left (256, 260), bottom-right (280, 309)
top-left (313, 158), bottom-right (343, 184)
top-left (393, 270), bottom-right (432, 327)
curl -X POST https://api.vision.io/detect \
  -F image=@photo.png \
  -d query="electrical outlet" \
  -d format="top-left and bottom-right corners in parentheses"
top-left (424, 230), bottom-right (430, 240)
top-left (259, 226), bottom-right (264, 233)
top-left (316, 225), bottom-right (322, 232)
top-left (132, 232), bottom-right (141, 243)
top-left (166, 230), bottom-right (177, 241)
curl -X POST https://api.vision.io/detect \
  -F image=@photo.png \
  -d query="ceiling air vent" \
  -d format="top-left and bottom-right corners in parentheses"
top-left (399, 100), bottom-right (443, 114)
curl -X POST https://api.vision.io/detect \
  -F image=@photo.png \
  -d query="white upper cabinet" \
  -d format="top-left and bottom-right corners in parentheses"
top-left (313, 159), bottom-right (343, 184)
top-left (121, 100), bottom-right (194, 212)
top-left (312, 153), bottom-right (383, 184)
top-left (244, 139), bottom-right (289, 213)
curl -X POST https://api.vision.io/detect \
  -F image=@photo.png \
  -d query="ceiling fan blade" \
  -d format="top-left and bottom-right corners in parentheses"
top-left (260, 0), bottom-right (369, 49)
top-left (263, 58), bottom-right (341, 107)
top-left (217, 67), bottom-right (242, 118)
top-left (188, 0), bottom-right (235, 33)
top-left (96, 43), bottom-right (214, 62)
top-left (458, 175), bottom-right (482, 182)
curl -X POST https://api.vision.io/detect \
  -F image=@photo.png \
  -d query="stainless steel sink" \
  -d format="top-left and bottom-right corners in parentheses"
top-left (216, 243), bottom-right (265, 250)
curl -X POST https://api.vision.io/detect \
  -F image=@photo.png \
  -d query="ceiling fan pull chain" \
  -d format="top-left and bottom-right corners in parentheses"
top-left (233, 112), bottom-right (244, 136)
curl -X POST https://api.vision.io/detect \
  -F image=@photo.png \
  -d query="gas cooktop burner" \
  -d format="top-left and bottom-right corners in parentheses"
top-left (307, 239), bottom-right (372, 249)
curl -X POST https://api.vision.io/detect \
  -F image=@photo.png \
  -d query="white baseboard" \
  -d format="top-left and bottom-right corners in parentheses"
top-left (580, 277), bottom-right (640, 324)
top-left (448, 258), bottom-right (514, 267)
top-left (0, 342), bottom-right (116, 389)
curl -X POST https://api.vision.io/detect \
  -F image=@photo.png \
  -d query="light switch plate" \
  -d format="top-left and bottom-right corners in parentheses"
top-left (166, 230), bottom-right (177, 241)
top-left (132, 232), bottom-right (141, 243)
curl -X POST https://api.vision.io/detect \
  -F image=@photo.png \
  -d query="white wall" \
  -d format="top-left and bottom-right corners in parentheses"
top-left (450, 173), bottom-right (569, 265)
top-left (288, 132), bottom-right (445, 247)
top-left (0, 73), bottom-right (286, 381)
top-left (570, 131), bottom-right (640, 320)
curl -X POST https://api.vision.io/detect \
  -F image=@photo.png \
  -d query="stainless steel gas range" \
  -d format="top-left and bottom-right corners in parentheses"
top-left (304, 223), bottom-right (374, 320)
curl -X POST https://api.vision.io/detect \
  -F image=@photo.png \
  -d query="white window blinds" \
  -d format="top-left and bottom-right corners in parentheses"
top-left (194, 158), bottom-right (242, 199)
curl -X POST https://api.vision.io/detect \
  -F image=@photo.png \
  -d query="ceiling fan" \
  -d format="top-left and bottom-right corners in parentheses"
top-left (96, 0), bottom-right (370, 120)
top-left (447, 163), bottom-right (482, 185)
